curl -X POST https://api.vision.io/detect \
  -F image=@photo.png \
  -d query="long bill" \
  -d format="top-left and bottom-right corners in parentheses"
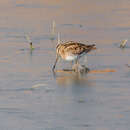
top-left (52, 55), bottom-right (59, 71)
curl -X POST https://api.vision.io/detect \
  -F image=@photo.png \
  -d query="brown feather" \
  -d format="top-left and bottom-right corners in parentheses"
top-left (56, 41), bottom-right (96, 58)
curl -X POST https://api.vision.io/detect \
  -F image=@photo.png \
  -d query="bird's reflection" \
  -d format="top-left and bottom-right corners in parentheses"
top-left (53, 69), bottom-right (93, 87)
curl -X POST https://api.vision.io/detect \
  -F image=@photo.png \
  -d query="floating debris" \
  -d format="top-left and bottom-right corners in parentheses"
top-left (89, 68), bottom-right (116, 73)
top-left (55, 68), bottom-right (116, 74)
top-left (77, 98), bottom-right (86, 103)
top-left (32, 83), bottom-right (47, 89)
top-left (120, 39), bottom-right (128, 48)
top-left (32, 83), bottom-right (55, 93)
top-left (62, 24), bottom-right (83, 28)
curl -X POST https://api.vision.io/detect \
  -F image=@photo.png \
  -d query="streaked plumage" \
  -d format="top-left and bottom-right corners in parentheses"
top-left (52, 41), bottom-right (96, 71)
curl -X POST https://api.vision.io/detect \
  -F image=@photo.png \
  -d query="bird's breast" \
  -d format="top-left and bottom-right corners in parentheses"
top-left (65, 55), bottom-right (78, 61)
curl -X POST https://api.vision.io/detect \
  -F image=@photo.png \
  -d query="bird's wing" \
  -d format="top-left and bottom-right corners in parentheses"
top-left (64, 42), bottom-right (87, 55)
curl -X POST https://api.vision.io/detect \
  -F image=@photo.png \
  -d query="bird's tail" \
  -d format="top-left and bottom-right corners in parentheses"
top-left (86, 44), bottom-right (96, 53)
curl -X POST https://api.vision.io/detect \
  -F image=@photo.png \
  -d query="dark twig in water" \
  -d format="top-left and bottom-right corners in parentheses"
top-left (25, 34), bottom-right (34, 50)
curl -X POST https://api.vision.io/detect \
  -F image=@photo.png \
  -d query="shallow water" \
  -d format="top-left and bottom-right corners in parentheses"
top-left (0, 0), bottom-right (130, 130)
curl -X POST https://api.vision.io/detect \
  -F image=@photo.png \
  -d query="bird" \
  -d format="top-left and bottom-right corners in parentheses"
top-left (52, 41), bottom-right (96, 71)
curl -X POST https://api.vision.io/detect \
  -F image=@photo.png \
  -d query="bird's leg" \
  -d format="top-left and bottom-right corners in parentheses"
top-left (72, 59), bottom-right (79, 72)
top-left (72, 58), bottom-right (90, 73)
top-left (52, 55), bottom-right (59, 71)
top-left (70, 60), bottom-right (74, 69)
top-left (83, 56), bottom-right (90, 72)
top-left (75, 59), bottom-right (79, 67)
top-left (84, 55), bottom-right (88, 68)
